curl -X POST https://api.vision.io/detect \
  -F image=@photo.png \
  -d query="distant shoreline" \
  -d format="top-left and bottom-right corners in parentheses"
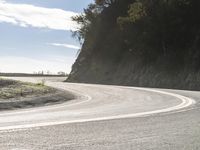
top-left (0, 73), bottom-right (67, 77)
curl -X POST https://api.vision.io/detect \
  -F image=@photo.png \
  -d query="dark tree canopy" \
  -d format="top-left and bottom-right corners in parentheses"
top-left (72, 0), bottom-right (200, 62)
top-left (68, 0), bottom-right (200, 90)
top-left (95, 0), bottom-right (115, 7)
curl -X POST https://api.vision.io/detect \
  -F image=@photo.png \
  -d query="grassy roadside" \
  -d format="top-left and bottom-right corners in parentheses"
top-left (0, 78), bottom-right (55, 100)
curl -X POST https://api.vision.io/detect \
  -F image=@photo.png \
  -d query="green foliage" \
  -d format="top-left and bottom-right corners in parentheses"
top-left (71, 0), bottom-right (200, 68)
top-left (117, 1), bottom-right (146, 28)
top-left (72, 4), bottom-right (100, 43)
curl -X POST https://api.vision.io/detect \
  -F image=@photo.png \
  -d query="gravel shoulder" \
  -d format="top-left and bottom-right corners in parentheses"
top-left (0, 78), bottom-right (75, 110)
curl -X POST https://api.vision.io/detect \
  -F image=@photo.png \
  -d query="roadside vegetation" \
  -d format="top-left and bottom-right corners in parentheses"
top-left (68, 0), bottom-right (200, 90)
top-left (0, 78), bottom-right (55, 100)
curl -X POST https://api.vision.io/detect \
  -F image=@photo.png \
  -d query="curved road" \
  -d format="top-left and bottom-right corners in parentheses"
top-left (0, 77), bottom-right (199, 150)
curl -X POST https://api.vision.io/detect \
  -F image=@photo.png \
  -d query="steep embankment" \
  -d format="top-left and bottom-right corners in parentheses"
top-left (67, 0), bottom-right (200, 90)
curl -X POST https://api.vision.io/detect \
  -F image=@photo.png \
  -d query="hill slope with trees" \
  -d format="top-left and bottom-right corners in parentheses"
top-left (67, 0), bottom-right (200, 90)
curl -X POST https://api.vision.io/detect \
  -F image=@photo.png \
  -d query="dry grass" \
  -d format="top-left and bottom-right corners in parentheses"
top-left (0, 78), bottom-right (55, 100)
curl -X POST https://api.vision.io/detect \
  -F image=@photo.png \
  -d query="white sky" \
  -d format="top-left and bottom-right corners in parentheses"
top-left (0, 56), bottom-right (75, 74)
top-left (0, 0), bottom-right (89, 74)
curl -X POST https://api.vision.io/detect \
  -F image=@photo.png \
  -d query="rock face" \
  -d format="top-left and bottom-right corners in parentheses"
top-left (67, 0), bottom-right (200, 90)
top-left (67, 45), bottom-right (200, 90)
top-left (67, 33), bottom-right (200, 90)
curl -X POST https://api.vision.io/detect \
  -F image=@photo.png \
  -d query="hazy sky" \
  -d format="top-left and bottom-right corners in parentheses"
top-left (0, 0), bottom-right (93, 74)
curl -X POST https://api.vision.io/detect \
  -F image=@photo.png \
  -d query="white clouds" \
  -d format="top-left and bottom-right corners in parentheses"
top-left (0, 56), bottom-right (75, 73)
top-left (0, 0), bottom-right (6, 3)
top-left (0, 1), bottom-right (79, 31)
top-left (49, 43), bottom-right (80, 50)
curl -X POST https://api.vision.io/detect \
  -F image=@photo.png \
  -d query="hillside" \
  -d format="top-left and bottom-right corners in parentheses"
top-left (67, 0), bottom-right (200, 90)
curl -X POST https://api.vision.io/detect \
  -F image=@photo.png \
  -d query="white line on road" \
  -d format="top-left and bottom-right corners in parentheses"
top-left (0, 87), bottom-right (195, 132)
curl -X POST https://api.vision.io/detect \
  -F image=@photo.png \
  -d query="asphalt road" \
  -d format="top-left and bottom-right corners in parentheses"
top-left (0, 77), bottom-right (199, 150)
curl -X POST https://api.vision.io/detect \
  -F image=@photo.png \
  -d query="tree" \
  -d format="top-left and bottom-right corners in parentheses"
top-left (95, 0), bottom-right (115, 7)
top-left (72, 4), bottom-right (99, 43)
top-left (117, 1), bottom-right (146, 28)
